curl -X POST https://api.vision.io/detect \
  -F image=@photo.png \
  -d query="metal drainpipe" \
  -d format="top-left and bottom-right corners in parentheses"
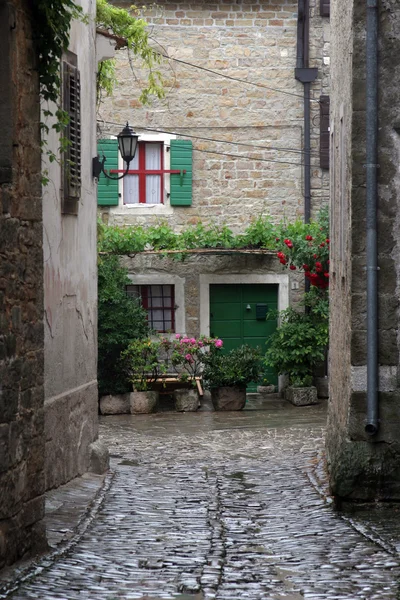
top-left (295, 0), bottom-right (313, 224)
top-left (304, 81), bottom-right (311, 224)
top-left (365, 0), bottom-right (379, 435)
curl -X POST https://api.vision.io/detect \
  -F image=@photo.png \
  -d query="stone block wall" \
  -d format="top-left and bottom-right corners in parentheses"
top-left (327, 0), bottom-right (400, 501)
top-left (0, 0), bottom-right (46, 568)
top-left (99, 0), bottom-right (330, 230)
top-left (120, 251), bottom-right (294, 338)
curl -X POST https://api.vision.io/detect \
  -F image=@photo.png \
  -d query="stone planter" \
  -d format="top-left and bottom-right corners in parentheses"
top-left (211, 385), bottom-right (246, 411)
top-left (285, 386), bottom-right (318, 406)
top-left (99, 393), bottom-right (130, 415)
top-left (257, 385), bottom-right (275, 394)
top-left (130, 391), bottom-right (159, 414)
top-left (173, 388), bottom-right (199, 412)
top-left (314, 376), bottom-right (329, 399)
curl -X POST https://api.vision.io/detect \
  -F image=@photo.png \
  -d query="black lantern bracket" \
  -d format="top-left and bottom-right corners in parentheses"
top-left (93, 122), bottom-right (139, 181)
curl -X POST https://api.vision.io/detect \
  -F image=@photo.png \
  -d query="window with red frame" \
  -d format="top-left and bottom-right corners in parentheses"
top-left (123, 142), bottom-right (164, 204)
top-left (126, 284), bottom-right (175, 333)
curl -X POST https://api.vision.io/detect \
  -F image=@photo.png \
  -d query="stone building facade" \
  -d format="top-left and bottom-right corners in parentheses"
top-left (99, 0), bottom-right (330, 229)
top-left (97, 1), bottom-right (331, 364)
top-left (0, 0), bottom-right (110, 569)
top-left (326, 0), bottom-right (400, 500)
top-left (0, 0), bottom-right (46, 569)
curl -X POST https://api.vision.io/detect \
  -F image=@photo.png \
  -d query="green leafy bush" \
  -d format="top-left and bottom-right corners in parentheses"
top-left (98, 255), bottom-right (149, 395)
top-left (264, 299), bottom-right (328, 387)
top-left (121, 338), bottom-right (162, 391)
top-left (203, 344), bottom-right (263, 389)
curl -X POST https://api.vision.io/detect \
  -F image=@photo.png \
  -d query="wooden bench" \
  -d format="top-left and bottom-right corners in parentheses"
top-left (146, 376), bottom-right (204, 396)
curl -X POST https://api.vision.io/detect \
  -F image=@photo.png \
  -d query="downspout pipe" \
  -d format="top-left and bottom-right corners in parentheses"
top-left (295, 0), bottom-right (317, 224)
top-left (365, 0), bottom-right (379, 435)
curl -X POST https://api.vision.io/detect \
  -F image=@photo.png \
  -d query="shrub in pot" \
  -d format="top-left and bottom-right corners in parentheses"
top-left (159, 335), bottom-right (220, 411)
top-left (264, 300), bottom-right (328, 406)
top-left (121, 338), bottom-right (163, 414)
top-left (98, 255), bottom-right (149, 398)
top-left (203, 344), bottom-right (263, 411)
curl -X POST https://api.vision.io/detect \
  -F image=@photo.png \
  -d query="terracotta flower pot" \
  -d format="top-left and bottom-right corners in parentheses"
top-left (211, 385), bottom-right (246, 411)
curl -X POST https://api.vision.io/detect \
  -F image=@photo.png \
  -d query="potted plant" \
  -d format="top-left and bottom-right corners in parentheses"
top-left (203, 344), bottom-right (263, 410)
top-left (121, 338), bottom-right (163, 413)
top-left (160, 335), bottom-right (220, 411)
top-left (97, 255), bottom-right (149, 415)
top-left (257, 377), bottom-right (275, 395)
top-left (264, 303), bottom-right (328, 406)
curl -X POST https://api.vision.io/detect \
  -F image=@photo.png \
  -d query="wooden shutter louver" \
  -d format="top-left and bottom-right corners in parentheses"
top-left (320, 95), bottom-right (330, 170)
top-left (170, 140), bottom-right (193, 206)
top-left (62, 57), bottom-right (81, 214)
top-left (320, 0), bottom-right (330, 17)
top-left (97, 139), bottom-right (119, 206)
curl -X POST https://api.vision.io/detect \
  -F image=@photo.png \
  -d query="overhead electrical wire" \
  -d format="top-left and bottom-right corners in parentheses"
top-left (157, 53), bottom-right (322, 104)
top-left (97, 119), bottom-right (327, 160)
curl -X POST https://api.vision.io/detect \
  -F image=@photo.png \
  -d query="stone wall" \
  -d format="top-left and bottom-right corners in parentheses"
top-left (0, 0), bottom-right (46, 568)
top-left (42, 0), bottom-right (101, 491)
top-left (99, 0), bottom-right (330, 230)
top-left (120, 252), bottom-right (297, 338)
top-left (326, 0), bottom-right (400, 501)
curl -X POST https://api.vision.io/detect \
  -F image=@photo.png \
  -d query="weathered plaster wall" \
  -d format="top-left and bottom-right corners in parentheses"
top-left (0, 0), bottom-right (46, 568)
top-left (326, 0), bottom-right (400, 501)
top-left (43, 0), bottom-right (100, 490)
top-left (99, 0), bottom-right (330, 230)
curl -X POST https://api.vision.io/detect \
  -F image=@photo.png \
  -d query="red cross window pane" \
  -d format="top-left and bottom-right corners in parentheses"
top-left (126, 285), bottom-right (175, 333)
top-left (123, 142), bottom-right (164, 204)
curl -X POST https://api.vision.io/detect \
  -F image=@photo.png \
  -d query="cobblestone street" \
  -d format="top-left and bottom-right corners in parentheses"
top-left (4, 399), bottom-right (400, 599)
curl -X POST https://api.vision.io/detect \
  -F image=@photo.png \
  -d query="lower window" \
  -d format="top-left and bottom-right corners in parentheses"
top-left (126, 284), bottom-right (175, 333)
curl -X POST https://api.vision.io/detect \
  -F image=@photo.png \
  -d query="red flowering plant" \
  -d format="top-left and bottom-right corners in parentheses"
top-left (274, 207), bottom-right (329, 290)
top-left (159, 335), bottom-right (223, 385)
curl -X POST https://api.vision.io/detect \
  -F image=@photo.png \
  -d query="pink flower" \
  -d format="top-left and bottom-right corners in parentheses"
top-left (181, 337), bottom-right (190, 344)
top-left (175, 334), bottom-right (181, 339)
top-left (215, 339), bottom-right (223, 348)
top-left (198, 341), bottom-right (204, 347)
top-left (185, 353), bottom-right (193, 362)
top-left (190, 338), bottom-right (196, 344)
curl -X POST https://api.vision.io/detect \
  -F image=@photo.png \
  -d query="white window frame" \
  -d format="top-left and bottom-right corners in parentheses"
top-left (117, 133), bottom-right (176, 216)
top-left (127, 273), bottom-right (186, 336)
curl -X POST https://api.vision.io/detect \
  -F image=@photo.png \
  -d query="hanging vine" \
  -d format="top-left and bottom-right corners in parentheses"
top-left (96, 0), bottom-right (165, 106)
top-left (32, 0), bottom-right (164, 183)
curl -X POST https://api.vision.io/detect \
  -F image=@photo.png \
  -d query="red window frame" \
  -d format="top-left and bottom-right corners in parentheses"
top-left (123, 141), bottom-right (164, 205)
top-left (127, 284), bottom-right (175, 333)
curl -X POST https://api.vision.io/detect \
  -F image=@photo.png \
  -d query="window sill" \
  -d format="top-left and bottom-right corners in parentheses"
top-left (112, 203), bottom-right (174, 216)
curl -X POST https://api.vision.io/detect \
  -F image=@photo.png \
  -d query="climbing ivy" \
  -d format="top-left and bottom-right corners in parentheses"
top-left (33, 0), bottom-right (84, 105)
top-left (33, 0), bottom-right (164, 184)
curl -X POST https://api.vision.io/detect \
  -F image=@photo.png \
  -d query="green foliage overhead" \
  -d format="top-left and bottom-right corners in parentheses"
top-left (96, 0), bottom-right (165, 105)
top-left (98, 255), bottom-right (149, 395)
top-left (97, 211), bottom-right (327, 262)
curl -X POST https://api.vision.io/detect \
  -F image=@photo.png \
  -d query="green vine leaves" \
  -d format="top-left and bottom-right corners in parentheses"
top-left (33, 0), bottom-right (165, 185)
top-left (96, 0), bottom-right (165, 106)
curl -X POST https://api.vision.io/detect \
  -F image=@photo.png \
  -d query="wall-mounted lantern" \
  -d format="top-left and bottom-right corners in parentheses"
top-left (92, 122), bottom-right (139, 180)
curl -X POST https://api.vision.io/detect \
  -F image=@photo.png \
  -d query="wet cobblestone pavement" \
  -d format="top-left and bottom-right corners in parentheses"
top-left (5, 399), bottom-right (400, 599)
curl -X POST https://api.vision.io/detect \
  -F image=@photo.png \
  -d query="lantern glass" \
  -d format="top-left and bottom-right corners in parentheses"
top-left (117, 123), bottom-right (139, 165)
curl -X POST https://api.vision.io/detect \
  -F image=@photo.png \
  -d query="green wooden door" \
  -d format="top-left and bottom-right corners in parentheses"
top-left (209, 284), bottom-right (278, 390)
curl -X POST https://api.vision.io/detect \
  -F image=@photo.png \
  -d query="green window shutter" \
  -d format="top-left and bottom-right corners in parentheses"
top-left (170, 139), bottom-right (192, 206)
top-left (97, 138), bottom-right (119, 206)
